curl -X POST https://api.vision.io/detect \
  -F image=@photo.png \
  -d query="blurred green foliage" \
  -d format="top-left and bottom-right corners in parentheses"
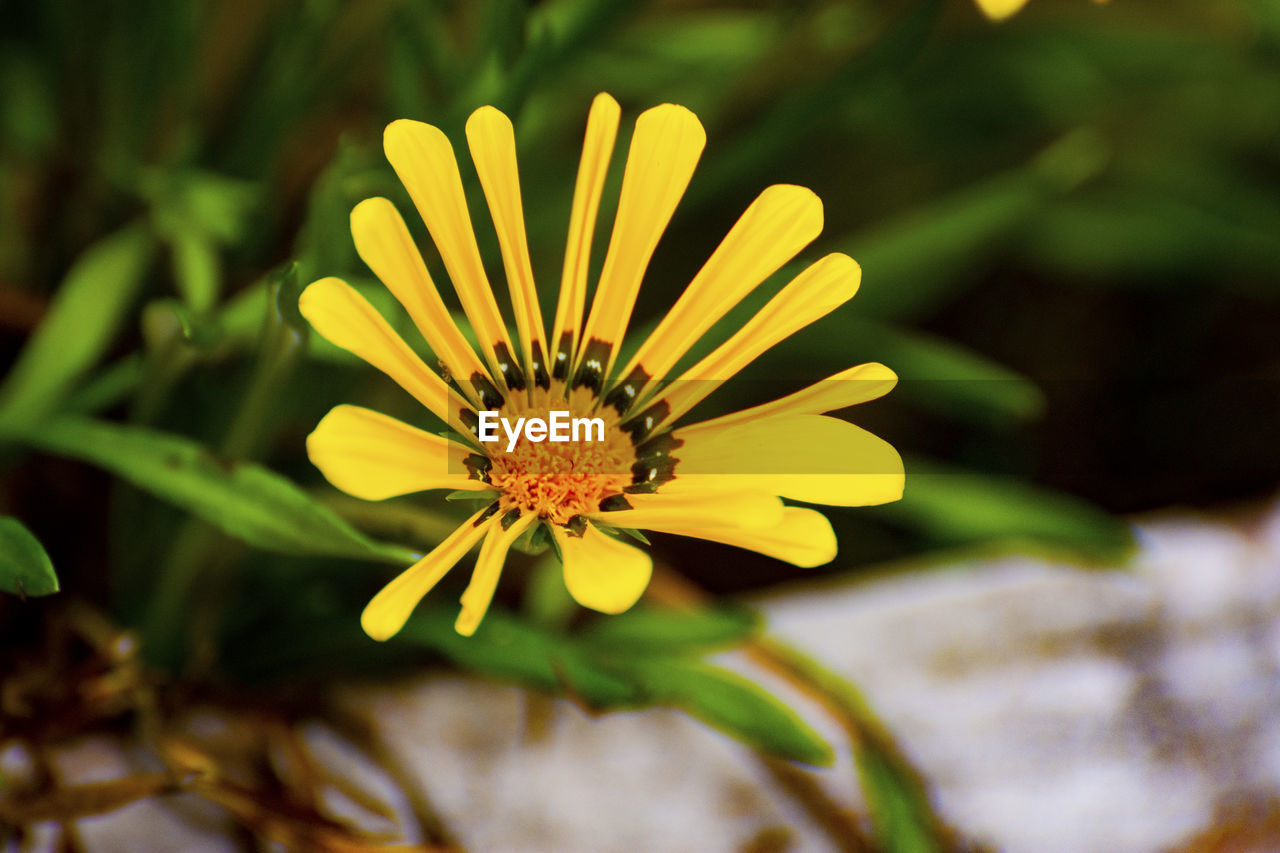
top-left (0, 516), bottom-right (57, 598)
top-left (2, 0), bottom-right (1279, 845)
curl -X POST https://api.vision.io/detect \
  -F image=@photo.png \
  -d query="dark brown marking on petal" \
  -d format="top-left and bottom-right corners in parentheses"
top-left (530, 340), bottom-right (551, 390)
top-left (630, 456), bottom-right (677, 488)
top-left (459, 408), bottom-right (480, 438)
top-left (474, 501), bottom-right (501, 526)
top-left (470, 373), bottom-right (505, 410)
top-left (552, 331), bottom-right (574, 381)
top-left (635, 432), bottom-right (682, 462)
top-left (464, 453), bottom-right (492, 482)
top-left (620, 400), bottom-right (669, 445)
top-left (493, 342), bottom-right (526, 392)
top-left (572, 337), bottom-right (609, 396)
top-left (566, 515), bottom-right (588, 537)
top-left (603, 365), bottom-right (649, 416)
top-left (597, 494), bottom-right (632, 512)
top-left (500, 508), bottom-right (522, 531)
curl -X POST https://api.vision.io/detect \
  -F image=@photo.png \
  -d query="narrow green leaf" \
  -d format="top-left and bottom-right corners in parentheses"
top-left (850, 130), bottom-right (1107, 322)
top-left (580, 604), bottom-right (759, 654)
top-left (856, 744), bottom-right (946, 853)
top-left (778, 316), bottom-right (1042, 425)
top-left (757, 639), bottom-right (952, 853)
top-left (0, 223), bottom-right (154, 427)
top-left (623, 659), bottom-right (834, 766)
top-left (17, 416), bottom-right (416, 565)
top-left (398, 606), bottom-right (642, 707)
top-left (0, 517), bottom-right (58, 598)
top-left (445, 488), bottom-right (499, 503)
top-left (168, 226), bottom-right (220, 314)
top-left (844, 321), bottom-right (1045, 424)
top-left (870, 458), bottom-right (1133, 561)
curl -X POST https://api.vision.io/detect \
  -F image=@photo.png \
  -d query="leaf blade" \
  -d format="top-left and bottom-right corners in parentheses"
top-left (870, 458), bottom-right (1134, 562)
top-left (0, 223), bottom-right (154, 427)
top-left (0, 516), bottom-right (58, 598)
top-left (17, 416), bottom-right (415, 565)
top-left (624, 658), bottom-right (834, 766)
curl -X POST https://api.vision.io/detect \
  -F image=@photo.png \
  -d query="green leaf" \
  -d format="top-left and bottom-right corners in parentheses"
top-left (622, 659), bottom-right (834, 766)
top-left (782, 317), bottom-right (1043, 425)
top-left (758, 639), bottom-right (952, 853)
top-left (856, 740), bottom-right (947, 853)
top-left (871, 458), bottom-right (1133, 561)
top-left (850, 129), bottom-right (1107, 322)
top-left (580, 603), bottom-right (759, 654)
top-left (845, 321), bottom-right (1045, 425)
top-left (446, 488), bottom-right (499, 503)
top-left (168, 226), bottom-right (220, 314)
top-left (399, 606), bottom-right (642, 707)
top-left (16, 416), bottom-right (416, 565)
top-left (0, 517), bottom-right (58, 598)
top-left (0, 223), bottom-right (154, 428)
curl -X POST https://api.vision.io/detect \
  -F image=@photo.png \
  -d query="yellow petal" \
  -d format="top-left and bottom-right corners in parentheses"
top-left (552, 522), bottom-right (653, 615)
top-left (677, 363), bottom-right (897, 439)
top-left (455, 511), bottom-right (536, 636)
top-left (656, 507), bottom-right (837, 568)
top-left (974, 0), bottom-right (1030, 19)
top-left (616, 184), bottom-right (824, 399)
top-left (307, 404), bottom-right (487, 501)
top-left (383, 119), bottom-right (518, 385)
top-left (466, 106), bottom-right (548, 380)
top-left (552, 93), bottom-right (620, 382)
top-left (591, 489), bottom-right (784, 531)
top-left (673, 414), bottom-right (904, 507)
top-left (577, 103), bottom-right (706, 382)
top-left (298, 277), bottom-right (473, 435)
top-left (350, 198), bottom-right (493, 398)
top-left (647, 253), bottom-right (861, 428)
top-left (361, 507), bottom-right (496, 641)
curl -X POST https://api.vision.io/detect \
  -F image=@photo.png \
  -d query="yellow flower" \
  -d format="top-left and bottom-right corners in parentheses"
top-left (300, 94), bottom-right (904, 641)
top-left (975, 0), bottom-right (1109, 20)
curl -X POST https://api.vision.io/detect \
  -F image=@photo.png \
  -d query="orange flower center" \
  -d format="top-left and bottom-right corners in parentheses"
top-left (484, 384), bottom-right (635, 525)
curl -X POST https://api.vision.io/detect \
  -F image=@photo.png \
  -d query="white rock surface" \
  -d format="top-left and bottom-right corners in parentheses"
top-left (38, 498), bottom-right (1280, 852)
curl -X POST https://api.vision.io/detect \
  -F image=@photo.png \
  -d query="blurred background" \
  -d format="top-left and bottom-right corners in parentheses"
top-left (1, 0), bottom-right (1278, 851)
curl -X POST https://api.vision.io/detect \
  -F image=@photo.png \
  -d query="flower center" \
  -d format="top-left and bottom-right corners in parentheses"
top-left (483, 383), bottom-right (635, 524)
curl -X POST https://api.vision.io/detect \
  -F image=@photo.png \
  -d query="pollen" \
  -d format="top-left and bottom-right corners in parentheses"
top-left (485, 383), bottom-right (635, 524)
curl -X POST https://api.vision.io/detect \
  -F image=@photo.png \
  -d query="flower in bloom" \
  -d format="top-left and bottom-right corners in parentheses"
top-left (300, 93), bottom-right (904, 640)
top-left (975, 0), bottom-right (1109, 21)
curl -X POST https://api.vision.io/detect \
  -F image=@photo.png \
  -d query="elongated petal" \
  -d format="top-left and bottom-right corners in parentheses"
top-left (350, 198), bottom-right (493, 398)
top-left (552, 93), bottom-right (620, 382)
top-left (299, 278), bottom-right (473, 435)
top-left (383, 119), bottom-right (520, 386)
top-left (456, 512), bottom-right (536, 636)
top-left (592, 489), bottom-right (784, 531)
top-left (361, 508), bottom-right (496, 641)
top-left (552, 522), bottom-right (652, 614)
top-left (576, 104), bottom-right (705, 384)
top-left (307, 405), bottom-right (486, 501)
top-left (616, 184), bottom-right (823, 399)
top-left (678, 363), bottom-right (897, 438)
top-left (656, 507), bottom-right (837, 568)
top-left (467, 107), bottom-right (548, 381)
top-left (673, 414), bottom-right (904, 507)
top-left (646, 253), bottom-right (860, 427)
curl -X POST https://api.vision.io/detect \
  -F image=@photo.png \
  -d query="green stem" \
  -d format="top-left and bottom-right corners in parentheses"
top-left (141, 275), bottom-right (305, 672)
